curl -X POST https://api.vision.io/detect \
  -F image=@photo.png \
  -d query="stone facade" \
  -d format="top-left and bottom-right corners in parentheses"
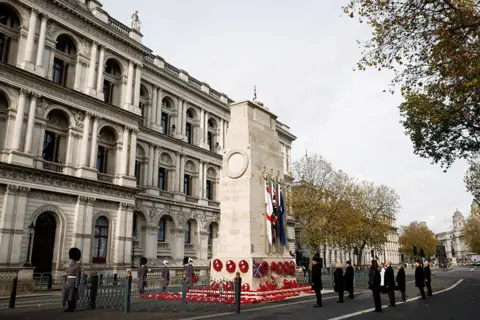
top-left (436, 209), bottom-right (475, 261)
top-left (0, 0), bottom-right (296, 275)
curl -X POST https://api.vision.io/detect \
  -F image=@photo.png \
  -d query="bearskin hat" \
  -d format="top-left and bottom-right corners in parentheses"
top-left (69, 248), bottom-right (81, 261)
top-left (140, 257), bottom-right (147, 265)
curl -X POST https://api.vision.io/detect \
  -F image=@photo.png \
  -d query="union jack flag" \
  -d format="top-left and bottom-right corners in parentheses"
top-left (253, 262), bottom-right (262, 278)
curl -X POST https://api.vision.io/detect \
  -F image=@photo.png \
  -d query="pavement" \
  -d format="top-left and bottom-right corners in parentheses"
top-left (0, 266), bottom-right (475, 319)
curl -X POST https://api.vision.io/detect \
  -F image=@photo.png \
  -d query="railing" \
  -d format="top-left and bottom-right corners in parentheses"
top-left (164, 62), bottom-right (180, 76)
top-left (108, 17), bottom-right (130, 35)
top-left (184, 244), bottom-right (195, 251)
top-left (209, 89), bottom-right (221, 99)
top-left (159, 190), bottom-right (174, 198)
top-left (157, 242), bottom-right (169, 250)
top-left (208, 201), bottom-right (220, 207)
top-left (185, 196), bottom-right (198, 203)
top-left (98, 173), bottom-right (115, 183)
top-left (188, 77), bottom-right (202, 89)
top-left (144, 54), bottom-right (154, 64)
top-left (42, 160), bottom-right (65, 173)
top-left (0, 268), bottom-right (18, 281)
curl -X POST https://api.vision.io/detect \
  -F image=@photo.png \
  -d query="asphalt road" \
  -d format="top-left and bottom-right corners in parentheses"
top-left (0, 266), bottom-right (475, 319)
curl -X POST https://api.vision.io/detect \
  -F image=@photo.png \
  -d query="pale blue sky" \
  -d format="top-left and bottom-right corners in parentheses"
top-left (102, 0), bottom-right (472, 232)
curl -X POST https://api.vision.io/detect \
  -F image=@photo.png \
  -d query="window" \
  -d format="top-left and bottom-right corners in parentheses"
top-left (161, 113), bottom-right (168, 135)
top-left (207, 132), bottom-right (213, 151)
top-left (103, 80), bottom-right (114, 104)
top-left (185, 221), bottom-right (191, 244)
top-left (158, 167), bottom-right (166, 190)
top-left (0, 34), bottom-right (11, 63)
top-left (206, 180), bottom-right (213, 200)
top-left (158, 218), bottom-right (166, 242)
top-left (185, 123), bottom-right (192, 144)
top-left (92, 216), bottom-right (108, 263)
top-left (43, 131), bottom-right (60, 162)
top-left (135, 161), bottom-right (141, 184)
top-left (132, 214), bottom-right (137, 236)
top-left (96, 146), bottom-right (108, 173)
top-left (183, 174), bottom-right (191, 196)
top-left (139, 102), bottom-right (145, 118)
top-left (52, 58), bottom-right (68, 86)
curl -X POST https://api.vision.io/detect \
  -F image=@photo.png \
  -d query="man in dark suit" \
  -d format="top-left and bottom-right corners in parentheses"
top-left (384, 260), bottom-right (396, 306)
top-left (333, 263), bottom-right (344, 303)
top-left (424, 260), bottom-right (433, 296)
top-left (311, 257), bottom-right (323, 307)
top-left (415, 260), bottom-right (426, 299)
top-left (137, 257), bottom-right (148, 294)
top-left (344, 261), bottom-right (355, 299)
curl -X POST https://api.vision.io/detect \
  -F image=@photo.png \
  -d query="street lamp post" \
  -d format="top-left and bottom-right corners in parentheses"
top-left (23, 222), bottom-right (35, 267)
top-left (131, 229), bottom-right (137, 268)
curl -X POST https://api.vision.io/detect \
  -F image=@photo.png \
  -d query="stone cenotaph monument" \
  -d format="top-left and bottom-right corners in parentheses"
top-left (211, 100), bottom-right (295, 291)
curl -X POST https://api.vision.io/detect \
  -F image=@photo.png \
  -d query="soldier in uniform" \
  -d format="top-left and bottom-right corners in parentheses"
top-left (63, 248), bottom-right (81, 312)
top-left (161, 260), bottom-right (170, 292)
top-left (137, 257), bottom-right (148, 294)
top-left (185, 258), bottom-right (194, 287)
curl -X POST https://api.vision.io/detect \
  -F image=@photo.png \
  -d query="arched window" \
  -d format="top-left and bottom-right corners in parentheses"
top-left (103, 59), bottom-right (122, 106)
top-left (53, 34), bottom-right (77, 88)
top-left (132, 213), bottom-right (137, 236)
top-left (207, 118), bottom-right (217, 151)
top-left (96, 126), bottom-right (117, 182)
top-left (139, 85), bottom-right (148, 125)
top-left (158, 217), bottom-right (166, 242)
top-left (0, 91), bottom-right (9, 151)
top-left (185, 221), bottom-right (191, 244)
top-left (92, 216), bottom-right (108, 263)
top-left (42, 109), bottom-right (69, 171)
top-left (0, 4), bottom-right (20, 64)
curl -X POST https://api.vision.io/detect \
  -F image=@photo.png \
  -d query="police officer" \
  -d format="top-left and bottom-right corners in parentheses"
top-left (63, 248), bottom-right (81, 312)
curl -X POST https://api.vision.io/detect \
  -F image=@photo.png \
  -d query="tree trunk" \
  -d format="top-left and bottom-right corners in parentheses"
top-left (357, 242), bottom-right (367, 268)
top-left (323, 243), bottom-right (327, 268)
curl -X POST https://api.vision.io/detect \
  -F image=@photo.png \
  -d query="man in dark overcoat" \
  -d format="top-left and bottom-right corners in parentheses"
top-left (161, 260), bottom-right (170, 292)
top-left (384, 260), bottom-right (396, 306)
top-left (415, 260), bottom-right (426, 299)
top-left (344, 261), bottom-right (355, 299)
top-left (185, 257), bottom-right (194, 286)
top-left (311, 257), bottom-right (323, 308)
top-left (424, 260), bottom-right (433, 296)
top-left (333, 263), bottom-right (344, 303)
top-left (137, 257), bottom-right (148, 294)
top-left (63, 248), bottom-right (81, 312)
top-left (396, 263), bottom-right (406, 302)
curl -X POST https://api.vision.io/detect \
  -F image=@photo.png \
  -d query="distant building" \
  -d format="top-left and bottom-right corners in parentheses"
top-left (436, 209), bottom-right (475, 261)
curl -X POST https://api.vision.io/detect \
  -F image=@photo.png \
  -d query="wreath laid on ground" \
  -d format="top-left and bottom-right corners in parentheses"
top-left (213, 259), bottom-right (223, 272)
top-left (193, 274), bottom-right (199, 283)
top-left (239, 260), bottom-right (249, 273)
top-left (242, 283), bottom-right (251, 292)
top-left (276, 262), bottom-right (283, 275)
top-left (226, 260), bottom-right (236, 273)
top-left (260, 261), bottom-right (269, 275)
top-left (289, 261), bottom-right (296, 275)
top-left (282, 261), bottom-right (289, 274)
top-left (270, 261), bottom-right (277, 273)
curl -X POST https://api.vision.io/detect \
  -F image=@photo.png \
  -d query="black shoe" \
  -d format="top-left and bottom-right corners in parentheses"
top-left (374, 309), bottom-right (383, 312)
top-left (313, 304), bottom-right (322, 308)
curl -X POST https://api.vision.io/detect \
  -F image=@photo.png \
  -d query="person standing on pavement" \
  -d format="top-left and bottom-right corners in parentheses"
top-left (333, 263), bottom-right (344, 303)
top-left (369, 260), bottom-right (382, 312)
top-left (424, 260), bottom-right (433, 296)
top-left (63, 248), bottom-right (81, 312)
top-left (380, 262), bottom-right (386, 293)
top-left (384, 260), bottom-right (396, 306)
top-left (415, 260), bottom-right (426, 300)
top-left (344, 261), bottom-right (355, 299)
top-left (396, 263), bottom-right (406, 302)
top-left (311, 257), bottom-right (323, 308)
top-left (161, 260), bottom-right (170, 292)
top-left (137, 257), bottom-right (148, 294)
top-left (185, 257), bottom-right (195, 287)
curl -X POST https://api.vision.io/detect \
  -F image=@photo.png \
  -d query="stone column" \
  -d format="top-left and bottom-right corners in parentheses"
top-left (114, 203), bottom-right (129, 265)
top-left (179, 155), bottom-right (185, 193)
top-left (37, 123), bottom-right (46, 158)
top-left (65, 130), bottom-right (75, 166)
top-left (86, 41), bottom-right (98, 93)
top-left (174, 153), bottom-right (181, 192)
top-left (156, 88), bottom-right (163, 125)
top-left (147, 145), bottom-right (154, 186)
top-left (198, 161), bottom-right (204, 198)
top-left (23, 92), bottom-right (38, 154)
top-left (179, 100), bottom-right (186, 136)
top-left (21, 9), bottom-right (38, 71)
top-left (125, 61), bottom-right (135, 106)
top-left (120, 126), bottom-right (130, 175)
top-left (0, 185), bottom-right (29, 265)
top-left (88, 116), bottom-right (99, 168)
top-left (96, 46), bottom-right (106, 93)
top-left (74, 56), bottom-right (82, 90)
top-left (133, 65), bottom-right (142, 107)
top-left (171, 228), bottom-right (186, 260)
top-left (79, 112), bottom-right (92, 167)
top-left (219, 119), bottom-right (224, 150)
top-left (128, 128), bottom-right (137, 176)
top-left (152, 146), bottom-right (159, 187)
top-left (143, 225), bottom-right (158, 259)
top-left (204, 111), bottom-right (209, 143)
top-left (34, 14), bottom-right (49, 76)
top-left (72, 196), bottom-right (95, 265)
top-left (11, 89), bottom-right (28, 151)
top-left (199, 109), bottom-right (205, 146)
top-left (198, 231), bottom-right (209, 260)
top-left (150, 86), bottom-right (157, 126)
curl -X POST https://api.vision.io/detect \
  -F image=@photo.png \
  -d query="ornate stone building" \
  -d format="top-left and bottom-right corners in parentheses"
top-left (0, 0), bottom-right (296, 275)
top-left (436, 208), bottom-right (476, 261)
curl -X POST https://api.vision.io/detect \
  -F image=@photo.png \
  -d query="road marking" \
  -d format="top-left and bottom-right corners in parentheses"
top-left (470, 266), bottom-right (476, 272)
top-left (328, 279), bottom-right (464, 320)
top-left (179, 290), bottom-right (371, 320)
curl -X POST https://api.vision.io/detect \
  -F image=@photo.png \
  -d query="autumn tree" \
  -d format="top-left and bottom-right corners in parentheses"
top-left (344, 1), bottom-right (480, 169)
top-left (343, 181), bottom-right (401, 267)
top-left (291, 153), bottom-right (357, 266)
top-left (464, 214), bottom-right (480, 254)
top-left (399, 221), bottom-right (438, 259)
top-left (464, 157), bottom-right (480, 203)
